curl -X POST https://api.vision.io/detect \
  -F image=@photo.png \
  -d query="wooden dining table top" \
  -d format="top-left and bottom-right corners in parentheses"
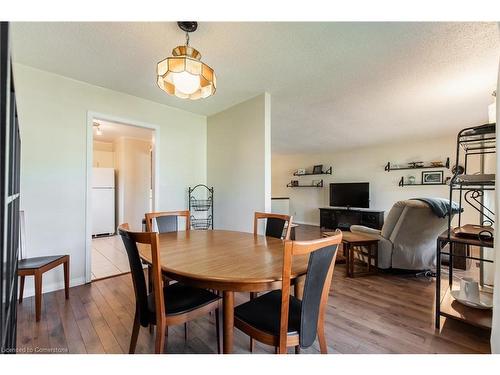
top-left (137, 229), bottom-right (310, 292)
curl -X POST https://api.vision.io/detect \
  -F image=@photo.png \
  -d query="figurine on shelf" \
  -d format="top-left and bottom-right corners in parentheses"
top-left (408, 161), bottom-right (424, 168)
top-left (407, 175), bottom-right (416, 185)
top-left (296, 168), bottom-right (306, 175)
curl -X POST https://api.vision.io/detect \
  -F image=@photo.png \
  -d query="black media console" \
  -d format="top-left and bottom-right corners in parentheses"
top-left (319, 207), bottom-right (384, 231)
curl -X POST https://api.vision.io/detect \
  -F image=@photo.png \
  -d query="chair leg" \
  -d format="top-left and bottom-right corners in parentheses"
top-left (155, 322), bottom-right (166, 354)
top-left (295, 345), bottom-right (300, 354)
top-left (34, 272), bottom-right (42, 322)
top-left (63, 258), bottom-right (70, 300)
top-left (129, 311), bottom-right (141, 354)
top-left (249, 292), bottom-right (257, 352)
top-left (318, 321), bottom-right (328, 354)
top-left (147, 265), bottom-right (153, 333)
top-left (215, 307), bottom-right (221, 354)
top-left (184, 322), bottom-right (188, 341)
top-left (19, 275), bottom-right (25, 303)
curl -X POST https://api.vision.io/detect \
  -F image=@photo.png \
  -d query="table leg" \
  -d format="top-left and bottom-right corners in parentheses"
top-left (223, 290), bottom-right (234, 354)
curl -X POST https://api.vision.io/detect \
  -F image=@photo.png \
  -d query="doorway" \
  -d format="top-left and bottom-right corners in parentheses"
top-left (85, 113), bottom-right (159, 282)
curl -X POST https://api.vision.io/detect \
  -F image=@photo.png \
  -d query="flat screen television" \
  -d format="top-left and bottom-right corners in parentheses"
top-left (329, 182), bottom-right (369, 208)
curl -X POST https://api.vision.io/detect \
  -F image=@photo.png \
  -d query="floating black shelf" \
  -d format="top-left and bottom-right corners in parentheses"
top-left (398, 176), bottom-right (447, 187)
top-left (293, 166), bottom-right (332, 176)
top-left (385, 158), bottom-right (450, 172)
top-left (287, 179), bottom-right (323, 188)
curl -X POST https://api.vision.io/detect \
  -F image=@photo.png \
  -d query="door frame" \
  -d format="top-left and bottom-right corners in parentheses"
top-left (85, 111), bottom-right (160, 283)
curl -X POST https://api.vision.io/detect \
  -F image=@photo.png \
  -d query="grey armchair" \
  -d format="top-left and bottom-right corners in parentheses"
top-left (350, 200), bottom-right (450, 270)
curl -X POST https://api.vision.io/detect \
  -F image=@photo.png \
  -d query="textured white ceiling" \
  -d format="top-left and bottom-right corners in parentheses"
top-left (11, 22), bottom-right (499, 153)
top-left (93, 119), bottom-right (153, 143)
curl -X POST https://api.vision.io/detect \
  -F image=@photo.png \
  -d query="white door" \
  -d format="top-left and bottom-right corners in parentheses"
top-left (92, 188), bottom-right (115, 235)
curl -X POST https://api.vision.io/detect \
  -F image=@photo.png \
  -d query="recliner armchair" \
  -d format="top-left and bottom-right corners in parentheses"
top-left (350, 199), bottom-right (450, 270)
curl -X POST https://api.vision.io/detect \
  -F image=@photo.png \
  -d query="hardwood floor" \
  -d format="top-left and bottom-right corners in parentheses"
top-left (16, 225), bottom-right (491, 354)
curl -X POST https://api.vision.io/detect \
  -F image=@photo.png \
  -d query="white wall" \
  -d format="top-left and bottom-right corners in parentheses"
top-left (207, 93), bottom-right (271, 233)
top-left (272, 134), bottom-right (479, 226)
top-left (93, 141), bottom-right (114, 168)
top-left (14, 63), bottom-right (207, 297)
top-left (114, 137), bottom-right (152, 231)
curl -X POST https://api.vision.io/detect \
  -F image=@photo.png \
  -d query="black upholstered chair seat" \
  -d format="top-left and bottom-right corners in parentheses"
top-left (235, 290), bottom-right (302, 336)
top-left (18, 255), bottom-right (66, 270)
top-left (146, 282), bottom-right (220, 322)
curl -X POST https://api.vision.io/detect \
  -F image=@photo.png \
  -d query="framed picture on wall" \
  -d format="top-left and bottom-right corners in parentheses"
top-left (312, 164), bottom-right (323, 174)
top-left (422, 170), bottom-right (444, 185)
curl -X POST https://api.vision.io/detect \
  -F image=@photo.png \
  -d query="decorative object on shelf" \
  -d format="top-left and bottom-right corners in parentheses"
top-left (450, 277), bottom-right (493, 309)
top-left (451, 164), bottom-right (464, 175)
top-left (188, 184), bottom-right (213, 230)
top-left (287, 179), bottom-right (323, 188)
top-left (435, 122), bottom-right (496, 331)
top-left (313, 164), bottom-right (323, 174)
top-left (385, 158), bottom-right (449, 172)
top-left (422, 170), bottom-right (444, 185)
top-left (312, 179), bottom-right (322, 186)
top-left (408, 175), bottom-right (416, 185)
top-left (296, 168), bottom-right (306, 175)
top-left (293, 166), bottom-right (332, 176)
top-left (157, 22), bottom-right (216, 100)
top-left (408, 161), bottom-right (424, 168)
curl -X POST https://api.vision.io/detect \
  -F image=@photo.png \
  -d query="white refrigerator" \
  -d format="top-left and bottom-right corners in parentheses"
top-left (92, 168), bottom-right (115, 236)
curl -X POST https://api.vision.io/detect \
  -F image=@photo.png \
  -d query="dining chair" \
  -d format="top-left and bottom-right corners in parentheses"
top-left (249, 211), bottom-right (293, 351)
top-left (234, 230), bottom-right (342, 354)
top-left (144, 210), bottom-right (191, 335)
top-left (118, 223), bottom-right (222, 354)
top-left (145, 210), bottom-right (190, 232)
top-left (253, 212), bottom-right (293, 240)
top-left (17, 211), bottom-right (70, 322)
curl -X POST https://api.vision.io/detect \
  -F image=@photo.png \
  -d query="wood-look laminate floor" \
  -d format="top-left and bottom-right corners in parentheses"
top-left (16, 225), bottom-right (491, 354)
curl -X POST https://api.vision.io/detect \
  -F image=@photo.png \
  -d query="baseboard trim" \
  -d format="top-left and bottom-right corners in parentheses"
top-left (294, 221), bottom-right (320, 226)
top-left (20, 276), bottom-right (87, 299)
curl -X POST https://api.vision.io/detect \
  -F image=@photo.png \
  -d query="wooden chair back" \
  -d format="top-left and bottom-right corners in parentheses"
top-left (253, 212), bottom-right (293, 240)
top-left (145, 210), bottom-right (190, 233)
top-left (118, 224), bottom-right (164, 328)
top-left (279, 230), bottom-right (342, 352)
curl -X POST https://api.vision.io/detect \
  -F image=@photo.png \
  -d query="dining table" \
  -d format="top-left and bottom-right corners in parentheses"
top-left (137, 229), bottom-right (310, 354)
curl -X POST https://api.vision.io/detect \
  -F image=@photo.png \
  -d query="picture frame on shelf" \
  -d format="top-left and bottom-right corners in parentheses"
top-left (422, 170), bottom-right (444, 184)
top-left (312, 179), bottom-right (322, 186)
top-left (291, 180), bottom-right (299, 187)
top-left (312, 164), bottom-right (323, 174)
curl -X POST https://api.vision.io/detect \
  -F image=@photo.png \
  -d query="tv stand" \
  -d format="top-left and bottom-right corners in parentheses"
top-left (319, 207), bottom-right (384, 231)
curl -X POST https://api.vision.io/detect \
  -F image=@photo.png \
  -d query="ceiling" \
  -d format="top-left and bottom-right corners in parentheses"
top-left (11, 22), bottom-right (499, 154)
top-left (93, 119), bottom-right (153, 143)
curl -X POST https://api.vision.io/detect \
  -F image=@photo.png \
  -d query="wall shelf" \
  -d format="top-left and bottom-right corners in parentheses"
top-left (293, 166), bottom-right (332, 176)
top-left (385, 158), bottom-right (450, 172)
top-left (398, 177), bottom-right (447, 187)
top-left (287, 179), bottom-right (323, 188)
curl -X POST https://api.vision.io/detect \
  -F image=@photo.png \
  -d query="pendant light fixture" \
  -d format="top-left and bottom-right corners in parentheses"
top-left (93, 122), bottom-right (103, 136)
top-left (157, 22), bottom-right (216, 100)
